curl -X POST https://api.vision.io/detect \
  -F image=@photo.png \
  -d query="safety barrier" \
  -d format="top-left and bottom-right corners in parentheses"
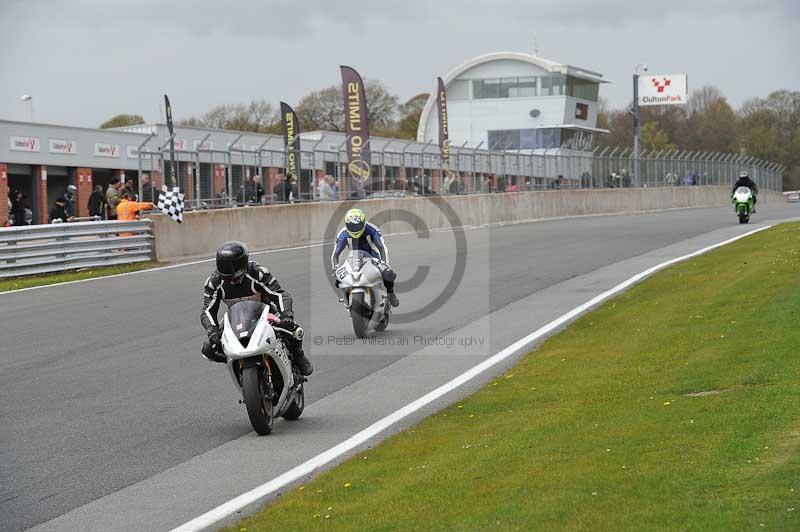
top-left (150, 186), bottom-right (787, 261)
top-left (0, 220), bottom-right (154, 278)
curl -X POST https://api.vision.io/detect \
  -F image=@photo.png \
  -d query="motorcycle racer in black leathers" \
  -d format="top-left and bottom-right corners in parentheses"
top-left (732, 171), bottom-right (759, 213)
top-left (200, 241), bottom-right (313, 376)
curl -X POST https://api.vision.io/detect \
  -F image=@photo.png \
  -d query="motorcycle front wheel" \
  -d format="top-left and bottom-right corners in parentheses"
top-left (242, 366), bottom-right (274, 435)
top-left (738, 209), bottom-right (749, 224)
top-left (351, 292), bottom-right (370, 338)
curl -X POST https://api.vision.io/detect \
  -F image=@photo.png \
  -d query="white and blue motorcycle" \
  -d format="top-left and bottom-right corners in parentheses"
top-left (334, 250), bottom-right (391, 337)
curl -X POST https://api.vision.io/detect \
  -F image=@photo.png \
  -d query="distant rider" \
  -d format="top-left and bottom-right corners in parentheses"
top-left (732, 171), bottom-right (758, 212)
top-left (330, 208), bottom-right (399, 308)
top-left (200, 241), bottom-right (313, 376)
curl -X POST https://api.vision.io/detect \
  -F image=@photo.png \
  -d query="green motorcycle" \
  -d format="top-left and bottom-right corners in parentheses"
top-left (732, 186), bottom-right (755, 224)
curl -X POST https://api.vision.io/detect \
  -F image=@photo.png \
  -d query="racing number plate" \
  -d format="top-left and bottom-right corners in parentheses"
top-left (336, 266), bottom-right (348, 280)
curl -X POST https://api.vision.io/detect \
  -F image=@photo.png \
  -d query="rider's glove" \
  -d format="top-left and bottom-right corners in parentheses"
top-left (208, 328), bottom-right (222, 349)
top-left (279, 311), bottom-right (295, 329)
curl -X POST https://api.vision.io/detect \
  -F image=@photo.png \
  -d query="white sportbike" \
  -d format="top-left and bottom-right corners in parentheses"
top-left (220, 300), bottom-right (306, 435)
top-left (334, 250), bottom-right (391, 337)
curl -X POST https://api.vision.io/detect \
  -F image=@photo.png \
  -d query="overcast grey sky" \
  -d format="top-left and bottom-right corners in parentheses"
top-left (1, 0), bottom-right (797, 127)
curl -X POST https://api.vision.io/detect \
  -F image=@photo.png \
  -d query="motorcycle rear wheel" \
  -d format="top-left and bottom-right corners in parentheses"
top-left (351, 292), bottom-right (370, 338)
top-left (243, 366), bottom-right (274, 435)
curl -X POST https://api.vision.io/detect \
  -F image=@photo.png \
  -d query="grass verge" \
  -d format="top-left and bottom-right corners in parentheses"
top-left (228, 223), bottom-right (800, 531)
top-left (0, 261), bottom-right (160, 292)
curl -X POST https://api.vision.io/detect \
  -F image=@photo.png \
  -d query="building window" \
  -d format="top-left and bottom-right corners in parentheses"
top-left (509, 76), bottom-right (537, 97)
top-left (473, 75), bottom-right (571, 99)
top-left (483, 79), bottom-right (502, 98)
top-left (472, 80), bottom-right (484, 99)
top-left (448, 79), bottom-right (471, 100)
top-left (489, 128), bottom-right (563, 150)
top-left (488, 130), bottom-right (521, 150)
top-left (566, 76), bottom-right (599, 101)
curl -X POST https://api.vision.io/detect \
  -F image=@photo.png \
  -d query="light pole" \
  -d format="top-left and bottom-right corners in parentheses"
top-left (19, 94), bottom-right (33, 122)
top-left (632, 63), bottom-right (648, 186)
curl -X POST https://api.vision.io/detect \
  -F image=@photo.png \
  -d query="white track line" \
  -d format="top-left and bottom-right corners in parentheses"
top-left (171, 224), bottom-right (772, 532)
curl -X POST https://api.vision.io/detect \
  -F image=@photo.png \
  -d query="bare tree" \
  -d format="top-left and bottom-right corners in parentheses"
top-left (199, 105), bottom-right (233, 129)
top-left (296, 80), bottom-right (400, 132)
top-left (180, 100), bottom-right (277, 132)
top-left (248, 99), bottom-right (277, 132)
top-left (687, 86), bottom-right (724, 116)
top-left (393, 93), bottom-right (430, 139)
top-left (297, 86), bottom-right (345, 131)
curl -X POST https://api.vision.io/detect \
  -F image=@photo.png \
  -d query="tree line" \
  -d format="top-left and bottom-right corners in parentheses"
top-left (99, 84), bottom-right (799, 190)
top-left (598, 87), bottom-right (800, 189)
top-left (99, 81), bottom-right (429, 142)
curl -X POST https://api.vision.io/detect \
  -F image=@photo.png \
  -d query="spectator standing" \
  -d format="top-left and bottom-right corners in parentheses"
top-left (141, 174), bottom-right (156, 203)
top-left (289, 176), bottom-right (298, 203)
top-left (495, 175), bottom-right (506, 193)
top-left (123, 179), bottom-right (137, 200)
top-left (481, 175), bottom-right (491, 193)
top-left (448, 174), bottom-right (460, 194)
top-left (243, 176), bottom-right (258, 203)
top-left (254, 176), bottom-right (264, 204)
top-left (442, 173), bottom-right (453, 194)
top-left (318, 175), bottom-right (335, 200)
top-left (60, 184), bottom-right (77, 217)
top-left (106, 177), bottom-right (122, 220)
top-left (10, 190), bottom-right (28, 226)
top-left (49, 197), bottom-right (73, 223)
top-left (273, 174), bottom-right (290, 203)
top-left (87, 185), bottom-right (106, 219)
top-left (216, 187), bottom-right (228, 207)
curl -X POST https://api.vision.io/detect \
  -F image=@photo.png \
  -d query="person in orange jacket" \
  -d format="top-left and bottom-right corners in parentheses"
top-left (116, 191), bottom-right (155, 237)
top-left (116, 191), bottom-right (155, 221)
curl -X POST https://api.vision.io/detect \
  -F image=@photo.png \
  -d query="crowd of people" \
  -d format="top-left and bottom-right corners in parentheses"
top-left (4, 174), bottom-right (157, 227)
top-left (5, 167), bottom-right (729, 227)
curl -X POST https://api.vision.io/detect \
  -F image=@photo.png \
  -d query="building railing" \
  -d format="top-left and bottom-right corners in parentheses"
top-left (0, 220), bottom-right (154, 279)
top-left (138, 140), bottom-right (787, 208)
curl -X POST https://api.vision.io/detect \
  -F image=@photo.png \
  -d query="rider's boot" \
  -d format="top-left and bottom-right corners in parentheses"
top-left (292, 349), bottom-right (313, 376)
top-left (387, 291), bottom-right (399, 308)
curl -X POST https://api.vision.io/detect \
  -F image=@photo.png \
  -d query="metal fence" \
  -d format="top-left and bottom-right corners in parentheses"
top-left (0, 220), bottom-right (153, 279)
top-left (138, 138), bottom-right (787, 209)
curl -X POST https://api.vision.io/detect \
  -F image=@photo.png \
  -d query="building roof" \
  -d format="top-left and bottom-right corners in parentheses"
top-left (417, 51), bottom-right (609, 142)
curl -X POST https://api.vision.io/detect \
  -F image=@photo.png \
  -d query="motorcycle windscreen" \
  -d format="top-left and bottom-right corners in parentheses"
top-left (348, 250), bottom-right (373, 271)
top-left (735, 186), bottom-right (752, 197)
top-left (228, 300), bottom-right (267, 344)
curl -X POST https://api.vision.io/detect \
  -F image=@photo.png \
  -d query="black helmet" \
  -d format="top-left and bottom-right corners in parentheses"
top-left (216, 241), bottom-right (249, 282)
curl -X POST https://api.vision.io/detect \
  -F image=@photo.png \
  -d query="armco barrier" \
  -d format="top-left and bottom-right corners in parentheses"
top-left (0, 220), bottom-right (154, 278)
top-left (150, 186), bottom-right (784, 261)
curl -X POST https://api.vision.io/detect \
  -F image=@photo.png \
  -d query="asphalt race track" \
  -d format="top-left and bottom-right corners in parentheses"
top-left (2, 202), bottom-right (798, 531)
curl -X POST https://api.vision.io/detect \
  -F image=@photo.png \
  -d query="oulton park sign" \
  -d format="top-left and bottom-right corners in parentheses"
top-left (638, 74), bottom-right (688, 106)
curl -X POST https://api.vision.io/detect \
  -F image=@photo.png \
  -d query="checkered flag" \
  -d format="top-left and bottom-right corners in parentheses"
top-left (157, 186), bottom-right (185, 223)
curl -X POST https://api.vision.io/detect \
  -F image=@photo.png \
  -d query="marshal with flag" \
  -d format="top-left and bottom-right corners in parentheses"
top-left (340, 66), bottom-right (371, 183)
top-left (280, 102), bottom-right (301, 182)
